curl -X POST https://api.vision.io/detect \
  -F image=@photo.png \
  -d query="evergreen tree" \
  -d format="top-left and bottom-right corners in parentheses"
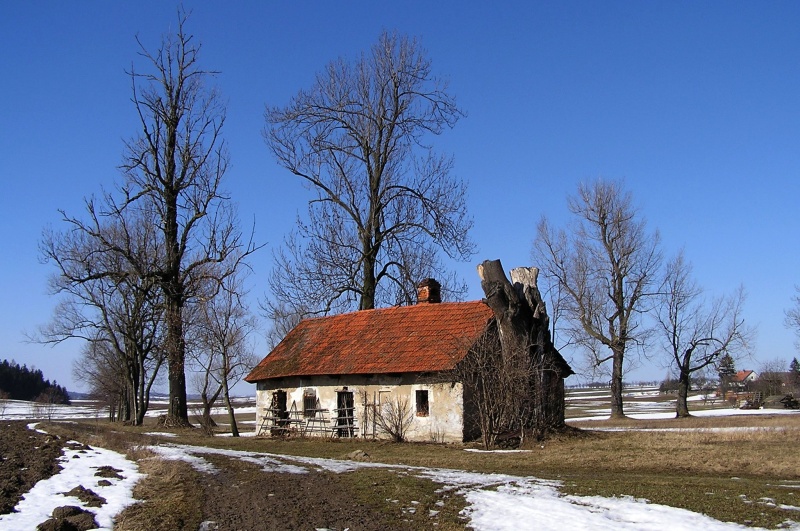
top-left (717, 353), bottom-right (736, 398)
top-left (790, 357), bottom-right (800, 389)
top-left (0, 359), bottom-right (70, 404)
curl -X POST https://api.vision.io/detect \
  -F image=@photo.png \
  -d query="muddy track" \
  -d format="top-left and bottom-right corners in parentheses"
top-left (197, 454), bottom-right (409, 530)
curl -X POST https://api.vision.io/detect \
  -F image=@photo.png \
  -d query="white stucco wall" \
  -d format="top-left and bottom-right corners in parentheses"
top-left (254, 374), bottom-right (466, 443)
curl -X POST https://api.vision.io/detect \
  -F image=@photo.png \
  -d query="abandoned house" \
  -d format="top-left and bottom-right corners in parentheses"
top-left (245, 274), bottom-right (573, 443)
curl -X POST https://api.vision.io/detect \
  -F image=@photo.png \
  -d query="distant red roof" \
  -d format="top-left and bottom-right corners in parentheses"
top-left (245, 301), bottom-right (494, 382)
top-left (732, 370), bottom-right (756, 383)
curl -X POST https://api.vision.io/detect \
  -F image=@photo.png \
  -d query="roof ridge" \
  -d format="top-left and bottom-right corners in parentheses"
top-left (301, 299), bottom-right (487, 321)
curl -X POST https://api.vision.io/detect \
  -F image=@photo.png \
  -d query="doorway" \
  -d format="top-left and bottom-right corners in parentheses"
top-left (335, 390), bottom-right (355, 437)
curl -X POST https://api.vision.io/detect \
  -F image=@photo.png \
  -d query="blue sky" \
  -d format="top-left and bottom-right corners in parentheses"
top-left (2, 1), bottom-right (798, 393)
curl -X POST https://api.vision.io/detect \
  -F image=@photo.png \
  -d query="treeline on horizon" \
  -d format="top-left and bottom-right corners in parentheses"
top-left (0, 359), bottom-right (71, 404)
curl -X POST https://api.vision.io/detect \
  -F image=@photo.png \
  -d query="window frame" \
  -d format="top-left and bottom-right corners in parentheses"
top-left (415, 389), bottom-right (429, 417)
top-left (303, 388), bottom-right (317, 418)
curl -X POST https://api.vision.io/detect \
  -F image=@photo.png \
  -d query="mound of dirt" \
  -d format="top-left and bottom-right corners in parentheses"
top-left (63, 486), bottom-right (106, 508)
top-left (37, 505), bottom-right (97, 531)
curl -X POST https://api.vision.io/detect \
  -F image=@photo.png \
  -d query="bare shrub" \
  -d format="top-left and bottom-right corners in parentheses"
top-left (190, 405), bottom-right (216, 437)
top-left (374, 397), bottom-right (415, 442)
top-left (34, 389), bottom-right (61, 420)
top-left (449, 325), bottom-right (563, 448)
top-left (197, 416), bottom-right (216, 437)
top-left (452, 326), bottom-right (516, 448)
top-left (429, 425), bottom-right (446, 443)
top-left (0, 389), bottom-right (9, 418)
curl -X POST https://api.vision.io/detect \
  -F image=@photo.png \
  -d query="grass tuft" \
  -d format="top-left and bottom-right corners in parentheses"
top-left (114, 458), bottom-right (204, 531)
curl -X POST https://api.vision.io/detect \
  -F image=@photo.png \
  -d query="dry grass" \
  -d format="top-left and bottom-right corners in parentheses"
top-left (40, 409), bottom-right (800, 529)
top-left (563, 415), bottom-right (800, 478)
top-left (114, 458), bottom-right (204, 531)
top-left (62, 413), bottom-right (800, 479)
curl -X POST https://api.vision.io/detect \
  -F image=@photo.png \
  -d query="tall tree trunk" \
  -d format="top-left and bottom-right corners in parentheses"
top-left (676, 368), bottom-right (691, 418)
top-left (610, 348), bottom-right (625, 419)
top-left (135, 355), bottom-right (145, 426)
top-left (162, 176), bottom-right (190, 425)
top-left (124, 383), bottom-right (134, 423)
top-left (222, 376), bottom-right (239, 437)
top-left (165, 295), bottom-right (189, 426)
top-left (359, 245), bottom-right (378, 310)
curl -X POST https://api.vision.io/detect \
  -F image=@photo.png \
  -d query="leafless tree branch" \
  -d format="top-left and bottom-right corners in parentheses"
top-left (263, 30), bottom-right (473, 323)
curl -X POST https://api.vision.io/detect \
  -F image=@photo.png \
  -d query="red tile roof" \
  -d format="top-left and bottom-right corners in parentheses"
top-left (245, 301), bottom-right (494, 382)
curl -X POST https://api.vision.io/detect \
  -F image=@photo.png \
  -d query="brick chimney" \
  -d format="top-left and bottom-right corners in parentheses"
top-left (416, 278), bottom-right (441, 304)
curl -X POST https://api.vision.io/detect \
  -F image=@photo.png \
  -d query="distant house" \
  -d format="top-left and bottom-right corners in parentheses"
top-left (731, 370), bottom-right (758, 390)
top-left (245, 279), bottom-right (572, 443)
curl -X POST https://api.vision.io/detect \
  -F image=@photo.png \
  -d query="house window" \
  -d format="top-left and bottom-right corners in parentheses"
top-left (416, 390), bottom-right (429, 417)
top-left (303, 389), bottom-right (317, 418)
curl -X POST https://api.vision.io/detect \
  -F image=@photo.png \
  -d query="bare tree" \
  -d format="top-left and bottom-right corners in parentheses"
top-left (39, 204), bottom-right (165, 425)
top-left (188, 271), bottom-right (257, 436)
top-left (535, 180), bottom-right (661, 418)
top-left (374, 397), bottom-right (415, 442)
top-left (72, 338), bottom-right (149, 422)
top-left (476, 260), bottom-right (573, 443)
top-left (757, 358), bottom-right (788, 397)
top-left (40, 12), bottom-right (258, 426)
top-left (108, 12), bottom-right (257, 425)
top-left (263, 30), bottom-right (474, 319)
top-left (33, 388), bottom-right (61, 421)
top-left (656, 251), bottom-right (751, 417)
top-left (785, 287), bottom-right (800, 350)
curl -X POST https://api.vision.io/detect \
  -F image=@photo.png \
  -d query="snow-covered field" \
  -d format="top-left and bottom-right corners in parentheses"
top-left (0, 398), bottom-right (258, 422)
top-left (565, 385), bottom-right (798, 422)
top-left (1, 389), bottom-right (799, 530)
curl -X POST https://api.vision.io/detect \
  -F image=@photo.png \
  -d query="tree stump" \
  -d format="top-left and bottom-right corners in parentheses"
top-left (477, 259), bottom-right (573, 438)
